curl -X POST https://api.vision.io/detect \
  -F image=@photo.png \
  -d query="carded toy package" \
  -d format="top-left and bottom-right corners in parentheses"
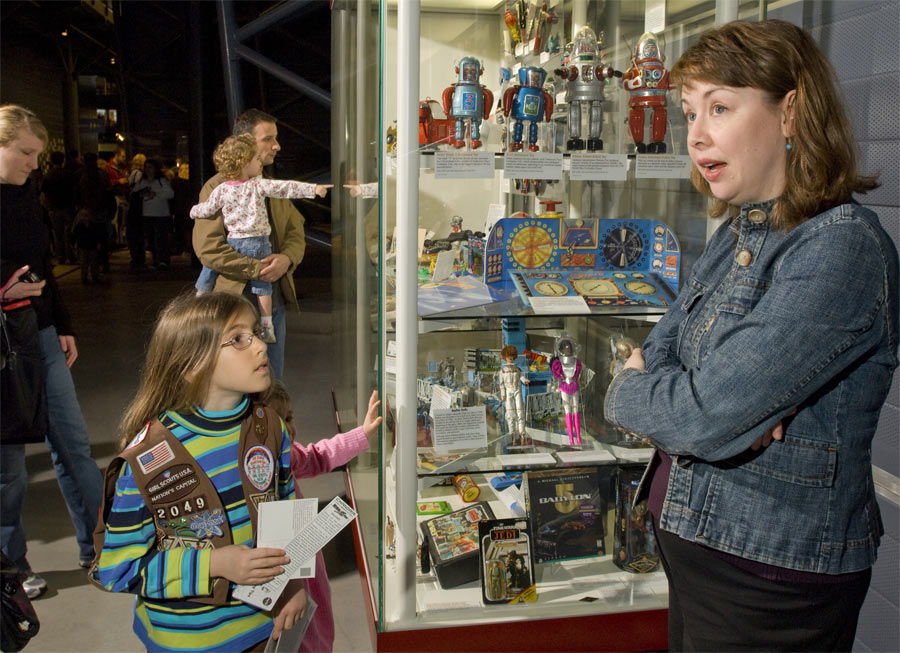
top-left (479, 518), bottom-right (537, 604)
top-left (613, 465), bottom-right (659, 573)
top-left (420, 502), bottom-right (494, 588)
top-left (525, 466), bottom-right (613, 564)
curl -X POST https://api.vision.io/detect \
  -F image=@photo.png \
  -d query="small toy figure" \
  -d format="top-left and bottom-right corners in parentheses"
top-left (609, 335), bottom-right (637, 378)
top-left (550, 334), bottom-right (583, 445)
top-left (504, 10), bottom-right (520, 44)
top-left (622, 31), bottom-right (670, 153)
top-left (532, 2), bottom-right (558, 55)
top-left (499, 344), bottom-right (531, 445)
top-left (442, 57), bottom-right (494, 150)
top-left (502, 67), bottom-right (554, 152)
top-left (554, 26), bottom-right (622, 151)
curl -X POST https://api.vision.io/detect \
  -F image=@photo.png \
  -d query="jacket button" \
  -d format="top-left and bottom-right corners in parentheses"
top-left (736, 249), bottom-right (752, 266)
top-left (748, 209), bottom-right (767, 224)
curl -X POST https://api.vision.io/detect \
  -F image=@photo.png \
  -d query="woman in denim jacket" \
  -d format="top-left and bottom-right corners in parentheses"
top-left (604, 20), bottom-right (898, 651)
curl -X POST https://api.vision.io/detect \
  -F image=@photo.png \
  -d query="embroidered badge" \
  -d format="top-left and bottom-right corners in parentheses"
top-left (125, 422), bottom-right (151, 450)
top-left (243, 445), bottom-right (274, 491)
top-left (148, 464), bottom-right (197, 504)
top-left (189, 509), bottom-right (226, 538)
top-left (137, 440), bottom-right (175, 475)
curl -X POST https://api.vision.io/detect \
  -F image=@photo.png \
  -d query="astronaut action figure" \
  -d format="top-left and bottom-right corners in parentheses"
top-left (442, 57), bottom-right (494, 149)
top-left (550, 334), bottom-right (583, 445)
top-left (555, 26), bottom-right (621, 151)
top-left (502, 66), bottom-right (554, 152)
top-left (622, 31), bottom-right (670, 153)
top-left (499, 345), bottom-right (530, 445)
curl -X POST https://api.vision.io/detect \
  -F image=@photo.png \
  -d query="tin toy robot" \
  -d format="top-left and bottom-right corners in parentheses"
top-left (499, 345), bottom-right (530, 445)
top-left (550, 334), bottom-right (583, 445)
top-left (502, 67), bottom-right (554, 152)
top-left (622, 32), bottom-right (670, 153)
top-left (442, 57), bottom-right (494, 149)
top-left (554, 26), bottom-right (621, 151)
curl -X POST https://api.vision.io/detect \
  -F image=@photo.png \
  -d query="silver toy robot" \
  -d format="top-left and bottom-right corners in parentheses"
top-left (554, 26), bottom-right (622, 151)
top-left (499, 344), bottom-right (530, 445)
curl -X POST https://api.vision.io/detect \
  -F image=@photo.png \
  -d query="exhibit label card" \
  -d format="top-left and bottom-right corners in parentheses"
top-left (529, 296), bottom-right (592, 314)
top-left (234, 497), bottom-right (357, 610)
top-left (634, 154), bottom-right (692, 179)
top-left (434, 151), bottom-right (496, 179)
top-left (569, 153), bottom-right (628, 181)
top-left (504, 153), bottom-right (563, 180)
top-left (432, 406), bottom-right (488, 452)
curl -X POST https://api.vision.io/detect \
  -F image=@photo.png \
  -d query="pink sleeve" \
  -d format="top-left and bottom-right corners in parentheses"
top-left (290, 426), bottom-right (370, 480)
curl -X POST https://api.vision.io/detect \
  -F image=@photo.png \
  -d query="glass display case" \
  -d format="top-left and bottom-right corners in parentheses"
top-left (330, 0), bottom-right (772, 648)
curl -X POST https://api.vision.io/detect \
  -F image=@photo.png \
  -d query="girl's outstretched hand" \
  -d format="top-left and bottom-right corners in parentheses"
top-left (314, 184), bottom-right (333, 198)
top-left (209, 545), bottom-right (289, 585)
top-left (363, 389), bottom-right (382, 439)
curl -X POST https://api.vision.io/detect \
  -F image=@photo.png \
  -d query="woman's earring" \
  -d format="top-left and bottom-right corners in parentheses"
top-left (786, 140), bottom-right (793, 151)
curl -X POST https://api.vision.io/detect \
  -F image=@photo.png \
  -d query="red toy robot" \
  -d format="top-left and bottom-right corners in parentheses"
top-left (622, 31), bottom-right (670, 154)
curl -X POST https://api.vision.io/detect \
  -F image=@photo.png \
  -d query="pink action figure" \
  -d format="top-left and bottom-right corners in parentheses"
top-left (622, 31), bottom-right (670, 154)
top-left (550, 334), bottom-right (583, 445)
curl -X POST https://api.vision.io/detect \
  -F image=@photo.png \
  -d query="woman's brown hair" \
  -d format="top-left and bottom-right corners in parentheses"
top-left (118, 292), bottom-right (260, 450)
top-left (670, 19), bottom-right (878, 230)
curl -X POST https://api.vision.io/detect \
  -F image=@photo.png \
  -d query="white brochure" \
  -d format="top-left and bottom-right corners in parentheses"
top-left (257, 499), bottom-right (318, 579)
top-left (234, 497), bottom-right (357, 611)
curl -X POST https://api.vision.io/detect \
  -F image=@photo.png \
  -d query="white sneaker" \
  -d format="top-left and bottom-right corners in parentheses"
top-left (22, 573), bottom-right (47, 599)
top-left (259, 324), bottom-right (277, 344)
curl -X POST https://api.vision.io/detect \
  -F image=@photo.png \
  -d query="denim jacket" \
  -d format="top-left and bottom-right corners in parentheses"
top-left (605, 200), bottom-right (899, 574)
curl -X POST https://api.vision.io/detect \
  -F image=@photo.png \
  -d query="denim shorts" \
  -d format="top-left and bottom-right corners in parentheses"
top-left (227, 235), bottom-right (272, 296)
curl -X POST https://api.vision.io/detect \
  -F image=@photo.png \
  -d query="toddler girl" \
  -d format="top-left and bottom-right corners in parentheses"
top-left (191, 134), bottom-right (331, 343)
top-left (264, 381), bottom-right (381, 653)
top-left (94, 292), bottom-right (306, 651)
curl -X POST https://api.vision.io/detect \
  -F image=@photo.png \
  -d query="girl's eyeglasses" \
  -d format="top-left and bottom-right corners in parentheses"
top-left (221, 329), bottom-right (263, 350)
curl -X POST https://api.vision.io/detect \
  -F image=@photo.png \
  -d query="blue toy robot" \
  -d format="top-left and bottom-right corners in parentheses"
top-left (441, 57), bottom-right (494, 149)
top-left (501, 67), bottom-right (554, 152)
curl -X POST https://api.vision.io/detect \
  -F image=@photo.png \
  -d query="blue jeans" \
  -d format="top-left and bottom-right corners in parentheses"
top-left (0, 327), bottom-right (104, 566)
top-left (195, 236), bottom-right (273, 297)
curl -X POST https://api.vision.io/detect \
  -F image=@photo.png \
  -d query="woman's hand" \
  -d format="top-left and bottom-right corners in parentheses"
top-left (623, 347), bottom-right (646, 372)
top-left (750, 409), bottom-right (798, 451)
top-left (1, 265), bottom-right (46, 302)
top-left (209, 545), bottom-right (289, 585)
top-left (58, 335), bottom-right (78, 367)
top-left (363, 390), bottom-right (383, 439)
top-left (271, 581), bottom-right (307, 640)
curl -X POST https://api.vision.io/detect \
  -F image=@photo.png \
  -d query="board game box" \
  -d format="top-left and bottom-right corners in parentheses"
top-left (525, 466), bottom-right (613, 564)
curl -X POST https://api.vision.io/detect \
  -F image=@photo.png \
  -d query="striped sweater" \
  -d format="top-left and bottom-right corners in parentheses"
top-left (98, 396), bottom-right (295, 652)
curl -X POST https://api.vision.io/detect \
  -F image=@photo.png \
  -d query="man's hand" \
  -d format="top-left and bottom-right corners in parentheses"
top-left (623, 347), bottom-right (646, 372)
top-left (1, 265), bottom-right (46, 301)
top-left (58, 335), bottom-right (78, 368)
top-left (209, 545), bottom-right (289, 585)
top-left (271, 581), bottom-right (307, 640)
top-left (259, 253), bottom-right (291, 283)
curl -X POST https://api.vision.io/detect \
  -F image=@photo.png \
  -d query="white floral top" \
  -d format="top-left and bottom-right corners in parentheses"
top-left (190, 177), bottom-right (317, 238)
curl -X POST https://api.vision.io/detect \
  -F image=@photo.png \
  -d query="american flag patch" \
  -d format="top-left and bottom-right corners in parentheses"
top-left (137, 440), bottom-right (175, 475)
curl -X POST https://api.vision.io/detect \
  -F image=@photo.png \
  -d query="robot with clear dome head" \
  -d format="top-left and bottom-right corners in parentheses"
top-left (502, 67), bottom-right (554, 152)
top-left (550, 334), bottom-right (583, 445)
top-left (554, 26), bottom-right (622, 151)
top-left (623, 31), bottom-right (670, 153)
top-left (442, 57), bottom-right (494, 149)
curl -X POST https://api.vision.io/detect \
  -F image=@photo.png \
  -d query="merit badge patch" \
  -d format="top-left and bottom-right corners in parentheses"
top-left (125, 422), bottom-right (151, 450)
top-left (244, 445), bottom-right (274, 491)
top-left (189, 509), bottom-right (226, 539)
top-left (137, 440), bottom-right (175, 475)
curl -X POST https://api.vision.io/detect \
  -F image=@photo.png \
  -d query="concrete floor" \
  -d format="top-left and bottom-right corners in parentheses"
top-left (18, 249), bottom-right (374, 652)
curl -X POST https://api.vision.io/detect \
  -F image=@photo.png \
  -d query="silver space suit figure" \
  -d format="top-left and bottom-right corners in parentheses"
top-left (499, 344), bottom-right (530, 445)
top-left (550, 334), bottom-right (583, 445)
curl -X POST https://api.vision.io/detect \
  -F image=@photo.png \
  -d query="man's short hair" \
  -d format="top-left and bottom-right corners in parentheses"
top-left (233, 109), bottom-right (277, 136)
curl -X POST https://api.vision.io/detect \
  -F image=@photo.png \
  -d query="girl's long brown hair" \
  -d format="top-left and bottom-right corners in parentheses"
top-left (670, 20), bottom-right (878, 230)
top-left (118, 292), bottom-right (258, 450)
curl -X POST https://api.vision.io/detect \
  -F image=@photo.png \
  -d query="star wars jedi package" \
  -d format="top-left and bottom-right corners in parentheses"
top-left (479, 518), bottom-right (537, 604)
top-left (525, 466), bottom-right (612, 564)
top-left (613, 465), bottom-right (659, 573)
top-left (420, 502), bottom-right (494, 588)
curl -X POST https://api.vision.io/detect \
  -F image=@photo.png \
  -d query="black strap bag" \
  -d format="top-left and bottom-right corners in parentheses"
top-left (0, 553), bottom-right (40, 652)
top-left (0, 303), bottom-right (48, 444)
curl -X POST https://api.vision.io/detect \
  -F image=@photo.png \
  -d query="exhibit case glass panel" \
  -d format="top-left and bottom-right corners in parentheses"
top-left (331, 0), bottom-right (776, 645)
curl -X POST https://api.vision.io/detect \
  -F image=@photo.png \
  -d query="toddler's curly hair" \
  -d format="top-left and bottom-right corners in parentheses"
top-left (212, 133), bottom-right (258, 180)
